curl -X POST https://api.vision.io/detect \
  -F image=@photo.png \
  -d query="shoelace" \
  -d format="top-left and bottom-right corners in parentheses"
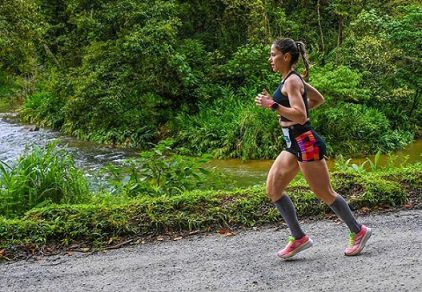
top-left (288, 236), bottom-right (296, 243)
top-left (348, 232), bottom-right (356, 247)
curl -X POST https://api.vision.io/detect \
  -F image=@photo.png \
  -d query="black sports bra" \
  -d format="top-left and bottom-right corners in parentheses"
top-left (272, 71), bottom-right (309, 122)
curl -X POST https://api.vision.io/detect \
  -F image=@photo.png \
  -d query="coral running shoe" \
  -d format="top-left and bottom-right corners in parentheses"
top-left (344, 225), bottom-right (372, 256)
top-left (277, 235), bottom-right (313, 259)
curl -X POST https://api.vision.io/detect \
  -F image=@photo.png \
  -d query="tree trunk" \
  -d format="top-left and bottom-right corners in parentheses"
top-left (317, 0), bottom-right (325, 65)
top-left (263, 0), bottom-right (271, 42)
top-left (409, 88), bottom-right (420, 119)
top-left (336, 16), bottom-right (344, 63)
top-left (337, 17), bottom-right (344, 47)
top-left (317, 0), bottom-right (325, 56)
top-left (43, 44), bottom-right (60, 67)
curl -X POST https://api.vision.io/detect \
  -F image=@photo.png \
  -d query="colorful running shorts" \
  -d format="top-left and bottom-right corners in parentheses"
top-left (281, 122), bottom-right (327, 162)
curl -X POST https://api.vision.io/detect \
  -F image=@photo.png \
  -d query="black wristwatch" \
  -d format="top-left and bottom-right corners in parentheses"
top-left (271, 102), bottom-right (279, 111)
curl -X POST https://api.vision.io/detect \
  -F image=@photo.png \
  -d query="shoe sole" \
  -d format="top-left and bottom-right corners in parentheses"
top-left (278, 238), bottom-right (314, 259)
top-left (345, 227), bottom-right (372, 256)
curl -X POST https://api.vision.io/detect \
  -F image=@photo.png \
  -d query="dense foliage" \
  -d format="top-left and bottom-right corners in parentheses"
top-left (102, 140), bottom-right (228, 196)
top-left (0, 143), bottom-right (89, 218)
top-left (1, 0), bottom-right (421, 158)
top-left (1, 161), bottom-right (420, 252)
top-left (0, 142), bottom-right (228, 217)
top-left (0, 142), bottom-right (420, 256)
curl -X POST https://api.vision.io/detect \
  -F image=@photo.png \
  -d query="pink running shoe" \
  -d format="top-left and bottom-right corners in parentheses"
top-left (277, 235), bottom-right (313, 259)
top-left (344, 225), bottom-right (372, 256)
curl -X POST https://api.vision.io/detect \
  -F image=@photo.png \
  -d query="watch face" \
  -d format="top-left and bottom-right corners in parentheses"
top-left (271, 102), bottom-right (279, 111)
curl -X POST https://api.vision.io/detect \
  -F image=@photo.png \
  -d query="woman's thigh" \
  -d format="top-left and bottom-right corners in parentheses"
top-left (266, 151), bottom-right (300, 202)
top-left (299, 159), bottom-right (336, 204)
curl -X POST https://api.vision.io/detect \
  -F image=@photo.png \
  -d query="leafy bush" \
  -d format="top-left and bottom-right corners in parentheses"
top-left (0, 0), bottom-right (45, 75)
top-left (34, 0), bottom-right (182, 147)
top-left (312, 102), bottom-right (413, 156)
top-left (18, 68), bottom-right (69, 129)
top-left (102, 140), bottom-right (227, 197)
top-left (169, 38), bottom-right (218, 103)
top-left (218, 44), bottom-right (279, 92)
top-left (330, 7), bottom-right (421, 131)
top-left (0, 143), bottom-right (89, 218)
top-left (20, 91), bottom-right (65, 129)
top-left (0, 71), bottom-right (17, 101)
top-left (0, 97), bottom-right (10, 112)
top-left (174, 87), bottom-right (283, 159)
top-left (310, 64), bottom-right (371, 103)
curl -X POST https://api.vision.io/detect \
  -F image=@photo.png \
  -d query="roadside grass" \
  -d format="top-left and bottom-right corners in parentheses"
top-left (0, 143), bottom-right (90, 218)
top-left (0, 163), bottom-right (420, 259)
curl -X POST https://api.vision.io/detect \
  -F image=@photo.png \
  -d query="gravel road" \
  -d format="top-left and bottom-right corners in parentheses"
top-left (1, 209), bottom-right (421, 292)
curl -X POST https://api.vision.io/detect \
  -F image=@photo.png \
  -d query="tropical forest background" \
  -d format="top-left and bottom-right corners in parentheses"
top-left (1, 0), bottom-right (421, 159)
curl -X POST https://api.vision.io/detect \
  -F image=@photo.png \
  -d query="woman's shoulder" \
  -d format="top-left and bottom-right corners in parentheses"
top-left (284, 73), bottom-right (303, 89)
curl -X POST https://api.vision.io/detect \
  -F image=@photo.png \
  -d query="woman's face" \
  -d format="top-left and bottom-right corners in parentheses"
top-left (268, 44), bottom-right (288, 73)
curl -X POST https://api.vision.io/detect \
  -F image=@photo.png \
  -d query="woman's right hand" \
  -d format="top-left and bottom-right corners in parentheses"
top-left (255, 89), bottom-right (274, 109)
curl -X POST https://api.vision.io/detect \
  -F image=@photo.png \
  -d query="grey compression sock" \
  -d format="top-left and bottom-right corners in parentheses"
top-left (274, 195), bottom-right (306, 239)
top-left (329, 195), bottom-right (362, 233)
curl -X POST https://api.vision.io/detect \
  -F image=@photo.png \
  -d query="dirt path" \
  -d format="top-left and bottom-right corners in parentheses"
top-left (1, 209), bottom-right (421, 292)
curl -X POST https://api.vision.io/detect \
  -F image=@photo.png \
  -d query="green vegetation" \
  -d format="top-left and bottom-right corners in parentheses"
top-left (102, 140), bottom-right (228, 196)
top-left (0, 163), bottom-right (420, 252)
top-left (0, 98), bottom-right (8, 112)
top-left (175, 88), bottom-right (284, 159)
top-left (0, 2), bottom-right (420, 264)
top-left (0, 142), bottom-right (227, 218)
top-left (0, 145), bottom-right (420, 257)
top-left (311, 102), bottom-right (413, 155)
top-left (0, 1), bottom-right (420, 158)
top-left (0, 1), bottom-right (421, 260)
top-left (0, 143), bottom-right (89, 218)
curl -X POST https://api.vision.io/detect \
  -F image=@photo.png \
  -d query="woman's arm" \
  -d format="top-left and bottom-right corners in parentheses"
top-left (305, 82), bottom-right (325, 109)
top-left (279, 77), bottom-right (308, 124)
top-left (255, 76), bottom-right (308, 124)
top-left (255, 77), bottom-right (320, 125)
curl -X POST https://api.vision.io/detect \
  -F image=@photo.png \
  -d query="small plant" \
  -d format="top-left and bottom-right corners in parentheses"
top-left (335, 151), bottom-right (382, 173)
top-left (0, 142), bottom-right (90, 217)
top-left (334, 154), bottom-right (367, 173)
top-left (385, 153), bottom-right (410, 169)
top-left (365, 150), bottom-right (382, 171)
top-left (335, 151), bottom-right (414, 174)
top-left (102, 140), bottom-right (228, 197)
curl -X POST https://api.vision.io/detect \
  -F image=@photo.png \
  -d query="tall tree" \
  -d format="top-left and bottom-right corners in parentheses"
top-left (0, 0), bottom-right (45, 75)
top-left (328, 0), bottom-right (364, 57)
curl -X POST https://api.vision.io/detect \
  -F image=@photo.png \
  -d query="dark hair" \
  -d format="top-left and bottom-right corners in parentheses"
top-left (273, 38), bottom-right (310, 79)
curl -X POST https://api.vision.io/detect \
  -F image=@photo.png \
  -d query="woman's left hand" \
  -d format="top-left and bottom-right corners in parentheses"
top-left (255, 89), bottom-right (274, 109)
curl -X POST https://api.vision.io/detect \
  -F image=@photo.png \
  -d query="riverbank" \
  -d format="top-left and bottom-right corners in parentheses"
top-left (1, 163), bottom-right (420, 261)
top-left (0, 110), bottom-right (421, 261)
top-left (208, 138), bottom-right (422, 186)
top-left (1, 111), bottom-right (421, 189)
top-left (1, 209), bottom-right (421, 292)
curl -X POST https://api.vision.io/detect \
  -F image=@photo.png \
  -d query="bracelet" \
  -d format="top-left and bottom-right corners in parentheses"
top-left (271, 102), bottom-right (279, 111)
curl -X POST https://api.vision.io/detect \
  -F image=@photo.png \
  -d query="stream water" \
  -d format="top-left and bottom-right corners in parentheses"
top-left (0, 112), bottom-right (421, 189)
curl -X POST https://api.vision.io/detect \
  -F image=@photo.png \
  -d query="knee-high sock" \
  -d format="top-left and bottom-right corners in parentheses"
top-left (274, 195), bottom-right (306, 239)
top-left (329, 194), bottom-right (362, 233)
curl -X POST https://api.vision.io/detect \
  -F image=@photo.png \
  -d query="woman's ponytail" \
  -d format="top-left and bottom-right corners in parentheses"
top-left (296, 41), bottom-right (309, 80)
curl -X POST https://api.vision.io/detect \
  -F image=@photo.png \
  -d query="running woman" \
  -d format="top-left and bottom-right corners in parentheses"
top-left (255, 38), bottom-right (372, 259)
